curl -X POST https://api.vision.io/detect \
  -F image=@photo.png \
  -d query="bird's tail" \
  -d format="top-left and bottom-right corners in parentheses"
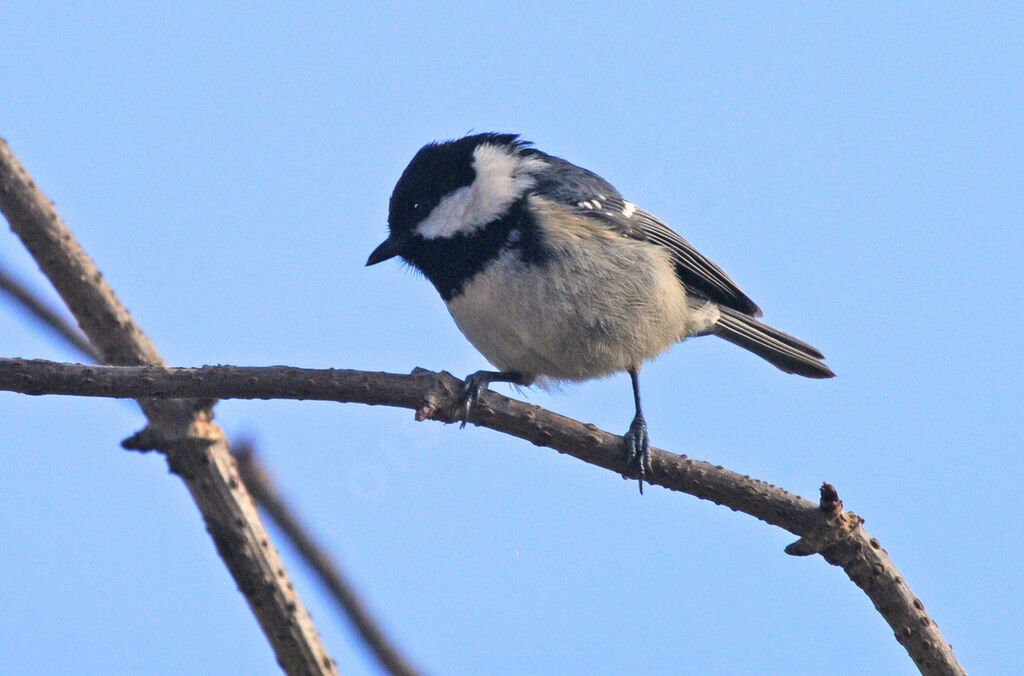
top-left (712, 306), bottom-right (834, 378)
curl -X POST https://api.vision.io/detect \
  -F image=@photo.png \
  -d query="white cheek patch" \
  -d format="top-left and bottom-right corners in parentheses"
top-left (413, 185), bottom-right (475, 239)
top-left (414, 143), bottom-right (541, 240)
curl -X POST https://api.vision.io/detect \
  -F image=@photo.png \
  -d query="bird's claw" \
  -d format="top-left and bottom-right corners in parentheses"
top-left (623, 416), bottom-right (650, 494)
top-left (459, 372), bottom-right (489, 428)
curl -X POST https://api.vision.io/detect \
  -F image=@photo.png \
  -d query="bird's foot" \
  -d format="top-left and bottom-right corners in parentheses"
top-left (623, 415), bottom-right (651, 494)
top-left (458, 370), bottom-right (528, 428)
top-left (459, 371), bottom-right (493, 428)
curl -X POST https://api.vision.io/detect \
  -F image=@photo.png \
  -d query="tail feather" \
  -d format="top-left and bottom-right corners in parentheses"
top-left (712, 307), bottom-right (834, 379)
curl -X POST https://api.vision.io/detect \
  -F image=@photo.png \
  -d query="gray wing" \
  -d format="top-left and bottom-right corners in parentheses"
top-left (592, 196), bottom-right (761, 316)
top-left (525, 150), bottom-right (761, 316)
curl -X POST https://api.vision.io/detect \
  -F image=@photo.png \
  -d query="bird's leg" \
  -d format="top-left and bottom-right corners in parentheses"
top-left (460, 370), bottom-right (529, 428)
top-left (623, 367), bottom-right (651, 494)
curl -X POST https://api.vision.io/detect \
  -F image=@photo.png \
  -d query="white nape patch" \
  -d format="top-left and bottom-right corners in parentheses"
top-left (414, 143), bottom-right (543, 240)
top-left (621, 201), bottom-right (636, 218)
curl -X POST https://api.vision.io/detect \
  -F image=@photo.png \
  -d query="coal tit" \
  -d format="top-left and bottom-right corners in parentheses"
top-left (367, 133), bottom-right (833, 491)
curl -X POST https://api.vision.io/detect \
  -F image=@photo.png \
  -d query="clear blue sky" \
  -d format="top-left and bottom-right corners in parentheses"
top-left (2, 4), bottom-right (1021, 674)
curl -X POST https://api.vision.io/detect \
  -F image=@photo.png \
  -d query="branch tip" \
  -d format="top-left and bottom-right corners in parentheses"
top-left (122, 426), bottom-right (161, 452)
top-left (819, 482), bottom-right (843, 515)
top-left (785, 483), bottom-right (859, 557)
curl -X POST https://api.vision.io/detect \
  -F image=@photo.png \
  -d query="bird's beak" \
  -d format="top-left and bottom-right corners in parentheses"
top-left (366, 234), bottom-right (407, 266)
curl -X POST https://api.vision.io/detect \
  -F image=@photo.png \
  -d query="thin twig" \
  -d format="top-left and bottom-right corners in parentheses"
top-left (0, 261), bottom-right (101, 360)
top-left (235, 443), bottom-right (422, 676)
top-left (0, 357), bottom-right (967, 676)
top-left (0, 137), bottom-right (337, 675)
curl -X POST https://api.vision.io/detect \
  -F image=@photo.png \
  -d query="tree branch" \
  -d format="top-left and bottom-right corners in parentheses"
top-left (0, 260), bottom-right (420, 676)
top-left (0, 357), bottom-right (966, 675)
top-left (0, 138), bottom-right (337, 675)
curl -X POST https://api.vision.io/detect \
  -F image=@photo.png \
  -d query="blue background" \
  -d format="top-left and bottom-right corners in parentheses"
top-left (2, 4), bottom-right (1021, 674)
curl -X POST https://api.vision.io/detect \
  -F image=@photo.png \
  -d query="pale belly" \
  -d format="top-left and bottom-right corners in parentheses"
top-left (445, 244), bottom-right (719, 383)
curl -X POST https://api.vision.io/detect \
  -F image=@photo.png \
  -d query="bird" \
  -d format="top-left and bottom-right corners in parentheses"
top-left (367, 133), bottom-right (833, 492)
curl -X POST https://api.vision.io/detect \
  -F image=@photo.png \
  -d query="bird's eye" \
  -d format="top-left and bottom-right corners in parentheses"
top-left (412, 202), bottom-right (421, 211)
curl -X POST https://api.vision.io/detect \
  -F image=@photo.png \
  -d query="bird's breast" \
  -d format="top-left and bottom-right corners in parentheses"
top-left (445, 228), bottom-right (712, 382)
